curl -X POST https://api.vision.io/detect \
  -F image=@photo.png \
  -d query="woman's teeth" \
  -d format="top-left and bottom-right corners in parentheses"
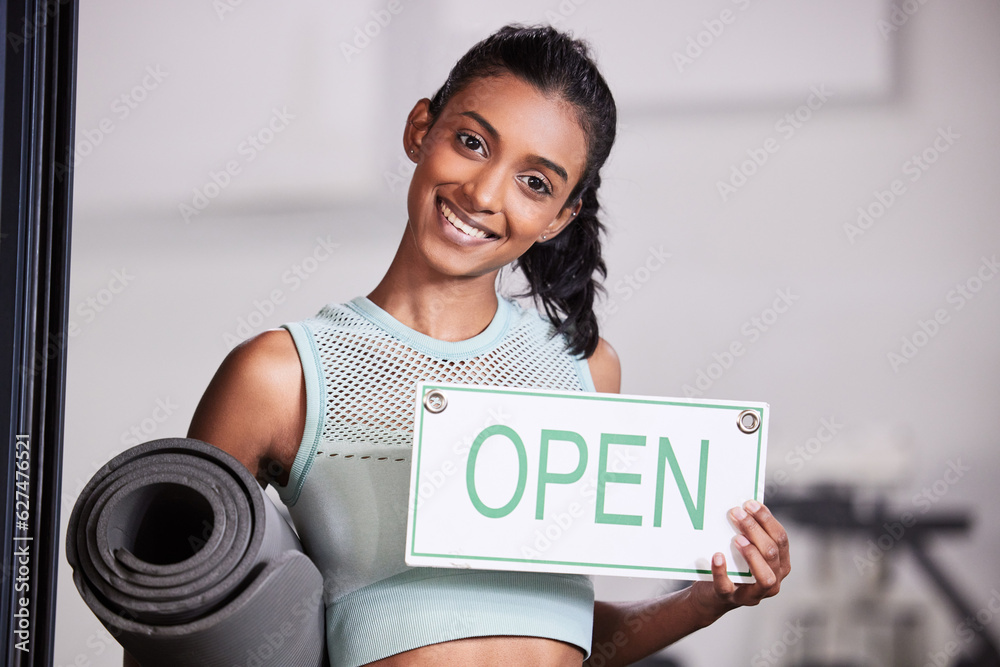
top-left (440, 201), bottom-right (490, 239)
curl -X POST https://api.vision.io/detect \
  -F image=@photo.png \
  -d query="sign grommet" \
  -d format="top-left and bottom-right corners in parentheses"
top-left (737, 410), bottom-right (760, 434)
top-left (423, 389), bottom-right (448, 414)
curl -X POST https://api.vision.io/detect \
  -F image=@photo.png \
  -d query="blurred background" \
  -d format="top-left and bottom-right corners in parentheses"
top-left (57, 1), bottom-right (1000, 665)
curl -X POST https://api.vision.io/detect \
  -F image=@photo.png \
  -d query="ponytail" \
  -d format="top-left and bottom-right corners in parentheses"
top-left (517, 175), bottom-right (606, 358)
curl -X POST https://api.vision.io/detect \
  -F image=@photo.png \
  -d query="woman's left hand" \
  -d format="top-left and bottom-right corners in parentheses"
top-left (689, 500), bottom-right (791, 620)
top-left (587, 500), bottom-right (791, 665)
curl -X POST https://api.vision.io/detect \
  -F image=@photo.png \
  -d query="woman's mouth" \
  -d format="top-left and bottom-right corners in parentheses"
top-left (439, 199), bottom-right (497, 240)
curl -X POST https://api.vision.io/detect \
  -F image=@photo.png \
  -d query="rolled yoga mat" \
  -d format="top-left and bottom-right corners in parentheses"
top-left (66, 438), bottom-right (327, 667)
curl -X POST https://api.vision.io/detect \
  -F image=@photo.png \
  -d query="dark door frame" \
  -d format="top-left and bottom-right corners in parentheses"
top-left (1, 0), bottom-right (78, 664)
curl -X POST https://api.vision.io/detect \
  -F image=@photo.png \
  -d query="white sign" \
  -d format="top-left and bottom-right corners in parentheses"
top-left (405, 383), bottom-right (768, 583)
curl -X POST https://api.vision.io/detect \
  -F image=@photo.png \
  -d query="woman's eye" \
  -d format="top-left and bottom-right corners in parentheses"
top-left (522, 175), bottom-right (551, 195)
top-left (458, 132), bottom-right (484, 154)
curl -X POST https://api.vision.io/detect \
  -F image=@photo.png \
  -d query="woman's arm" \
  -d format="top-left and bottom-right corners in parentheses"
top-left (121, 329), bottom-right (305, 666)
top-left (588, 587), bottom-right (718, 666)
top-left (186, 328), bottom-right (305, 485)
top-left (584, 338), bottom-right (791, 666)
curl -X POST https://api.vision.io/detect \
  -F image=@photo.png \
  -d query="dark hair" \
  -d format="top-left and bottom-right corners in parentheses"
top-left (427, 24), bottom-right (617, 358)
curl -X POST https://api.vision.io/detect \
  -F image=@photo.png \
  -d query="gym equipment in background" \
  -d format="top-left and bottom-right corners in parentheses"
top-left (768, 485), bottom-right (997, 667)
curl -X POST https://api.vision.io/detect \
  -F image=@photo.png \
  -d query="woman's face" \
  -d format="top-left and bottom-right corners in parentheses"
top-left (403, 73), bottom-right (589, 279)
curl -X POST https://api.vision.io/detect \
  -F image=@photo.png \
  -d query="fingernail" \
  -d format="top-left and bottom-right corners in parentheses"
top-left (735, 535), bottom-right (750, 547)
top-left (713, 553), bottom-right (724, 567)
top-left (745, 500), bottom-right (761, 513)
top-left (732, 506), bottom-right (747, 521)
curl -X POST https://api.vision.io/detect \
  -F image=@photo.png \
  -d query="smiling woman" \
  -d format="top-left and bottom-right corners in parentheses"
top-left (164, 24), bottom-right (791, 667)
top-left (384, 72), bottom-right (589, 318)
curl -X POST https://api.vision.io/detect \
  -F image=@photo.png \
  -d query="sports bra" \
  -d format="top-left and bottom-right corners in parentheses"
top-left (277, 295), bottom-right (596, 667)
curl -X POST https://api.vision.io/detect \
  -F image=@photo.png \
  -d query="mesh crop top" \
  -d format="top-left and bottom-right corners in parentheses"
top-left (276, 295), bottom-right (596, 667)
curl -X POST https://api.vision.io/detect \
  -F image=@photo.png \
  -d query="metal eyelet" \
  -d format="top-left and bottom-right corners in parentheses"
top-left (737, 410), bottom-right (761, 434)
top-left (423, 389), bottom-right (448, 414)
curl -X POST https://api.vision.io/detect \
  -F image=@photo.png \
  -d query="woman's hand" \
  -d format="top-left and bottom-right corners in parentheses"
top-left (588, 501), bottom-right (791, 666)
top-left (689, 500), bottom-right (791, 621)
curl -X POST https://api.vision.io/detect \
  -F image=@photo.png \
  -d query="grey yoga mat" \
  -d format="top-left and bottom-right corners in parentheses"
top-left (66, 438), bottom-right (327, 667)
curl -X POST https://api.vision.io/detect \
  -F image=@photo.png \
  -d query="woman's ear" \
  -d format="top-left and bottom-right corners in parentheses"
top-left (537, 199), bottom-right (583, 243)
top-left (404, 98), bottom-right (433, 162)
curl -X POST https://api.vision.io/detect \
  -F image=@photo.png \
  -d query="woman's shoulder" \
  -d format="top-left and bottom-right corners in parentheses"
top-left (502, 296), bottom-right (620, 392)
top-left (215, 329), bottom-right (302, 393)
top-left (188, 328), bottom-right (304, 483)
top-left (587, 337), bottom-right (621, 394)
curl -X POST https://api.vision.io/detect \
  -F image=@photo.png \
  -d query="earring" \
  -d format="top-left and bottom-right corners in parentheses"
top-left (541, 234), bottom-right (547, 240)
top-left (409, 148), bottom-right (415, 154)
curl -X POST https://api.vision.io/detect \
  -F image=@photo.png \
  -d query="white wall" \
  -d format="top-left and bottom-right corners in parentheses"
top-left (57, 1), bottom-right (1000, 665)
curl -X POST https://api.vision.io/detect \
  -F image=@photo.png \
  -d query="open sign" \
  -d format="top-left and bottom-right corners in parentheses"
top-left (405, 383), bottom-right (768, 583)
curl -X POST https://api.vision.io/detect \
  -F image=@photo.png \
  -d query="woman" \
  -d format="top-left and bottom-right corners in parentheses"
top-left (179, 24), bottom-right (790, 667)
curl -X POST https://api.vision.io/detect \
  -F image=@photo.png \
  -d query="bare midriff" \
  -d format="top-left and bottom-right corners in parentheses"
top-left (365, 636), bottom-right (586, 667)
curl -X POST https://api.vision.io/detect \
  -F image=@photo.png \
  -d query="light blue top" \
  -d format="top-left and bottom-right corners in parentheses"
top-left (277, 295), bottom-right (596, 667)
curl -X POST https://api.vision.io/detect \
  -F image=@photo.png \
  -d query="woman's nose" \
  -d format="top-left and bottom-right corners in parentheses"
top-left (461, 162), bottom-right (505, 215)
